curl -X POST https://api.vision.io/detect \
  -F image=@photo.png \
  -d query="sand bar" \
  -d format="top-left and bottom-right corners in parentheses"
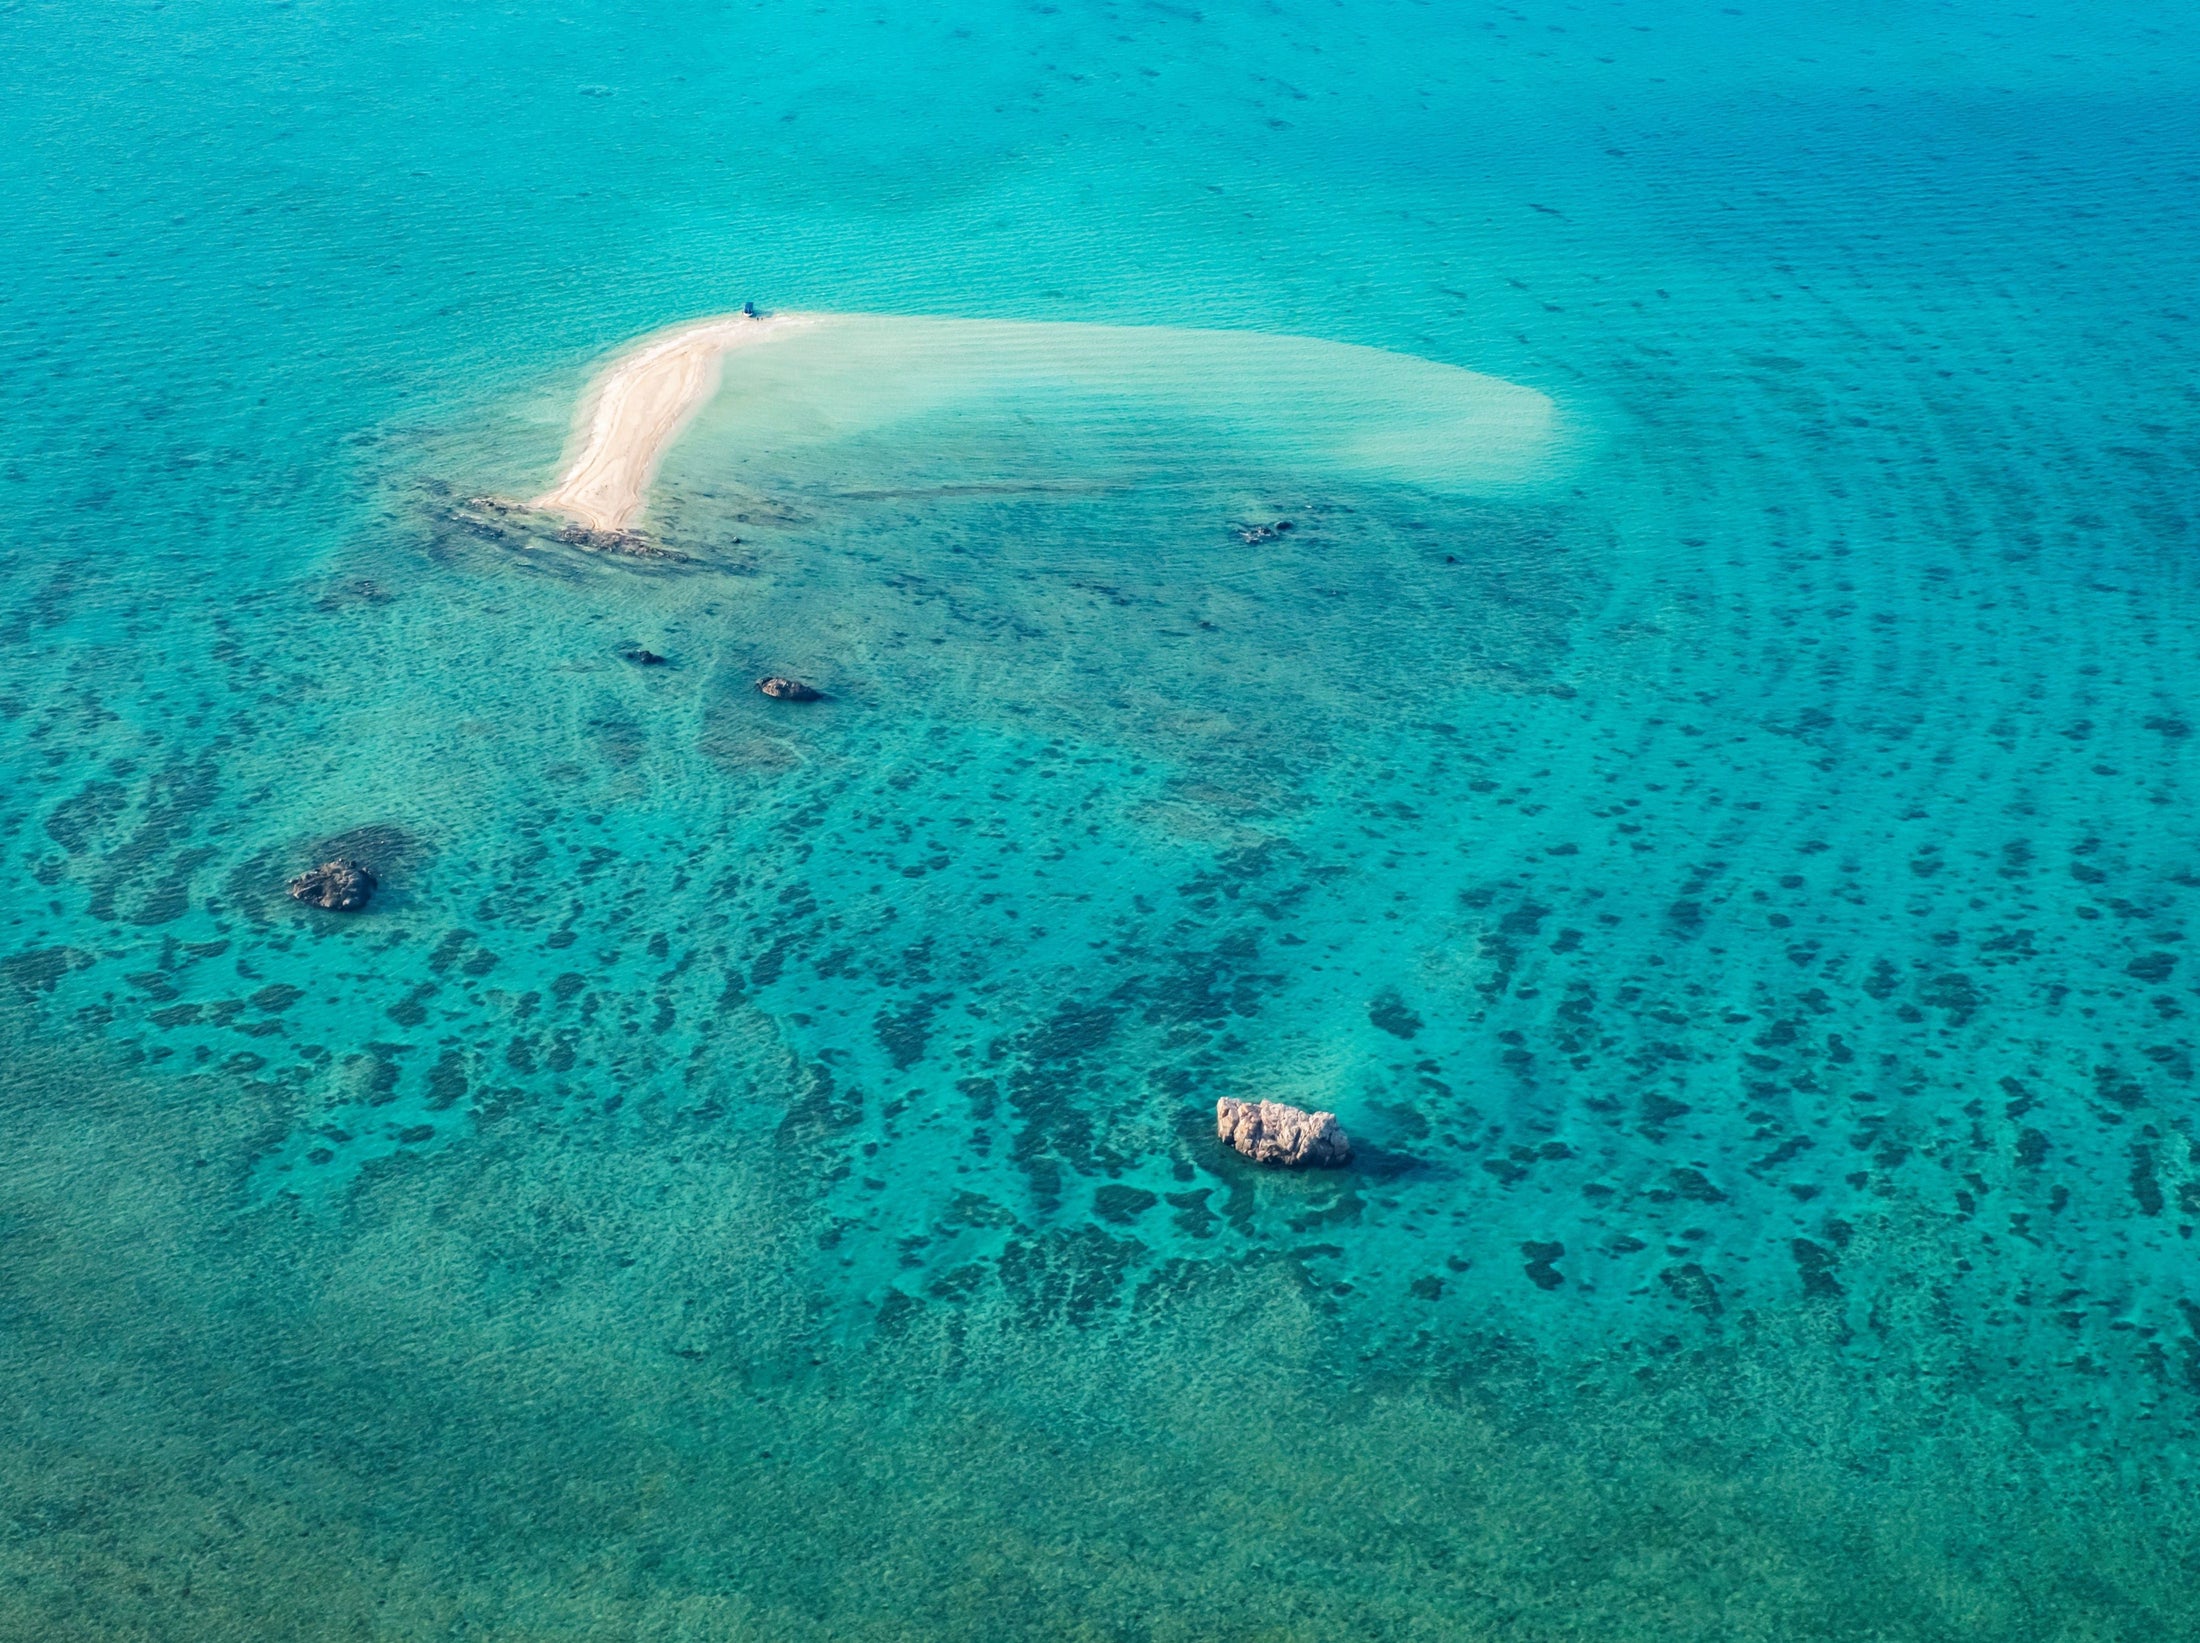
top-left (529, 310), bottom-right (1555, 534)
top-left (532, 311), bottom-right (827, 532)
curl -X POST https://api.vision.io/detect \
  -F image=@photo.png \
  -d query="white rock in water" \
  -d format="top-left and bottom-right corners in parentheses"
top-left (1216, 1097), bottom-right (1351, 1168)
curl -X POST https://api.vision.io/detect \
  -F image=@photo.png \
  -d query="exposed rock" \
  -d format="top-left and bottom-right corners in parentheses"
top-left (1236, 518), bottom-right (1296, 545)
top-left (557, 522), bottom-right (676, 558)
top-left (1216, 1097), bottom-right (1350, 1168)
top-left (288, 858), bottom-right (377, 912)
top-left (624, 648), bottom-right (669, 666)
top-left (757, 676), bottom-right (821, 702)
top-left (442, 497), bottom-right (693, 561)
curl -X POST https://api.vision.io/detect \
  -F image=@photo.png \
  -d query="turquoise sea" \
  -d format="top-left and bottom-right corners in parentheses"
top-left (7, 0), bottom-right (2200, 1635)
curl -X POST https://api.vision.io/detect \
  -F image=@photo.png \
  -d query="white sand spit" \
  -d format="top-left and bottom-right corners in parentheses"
top-left (531, 311), bottom-right (828, 532)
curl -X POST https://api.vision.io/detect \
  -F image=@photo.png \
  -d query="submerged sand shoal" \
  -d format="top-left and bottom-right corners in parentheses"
top-left (530, 310), bottom-right (1556, 534)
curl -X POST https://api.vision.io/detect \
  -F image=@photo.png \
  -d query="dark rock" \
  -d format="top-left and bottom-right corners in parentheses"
top-left (556, 522), bottom-right (679, 559)
top-left (624, 648), bottom-right (669, 666)
top-left (288, 857), bottom-right (376, 912)
top-left (1236, 519), bottom-right (1296, 545)
top-left (1216, 1097), bottom-right (1350, 1168)
top-left (757, 676), bottom-right (821, 702)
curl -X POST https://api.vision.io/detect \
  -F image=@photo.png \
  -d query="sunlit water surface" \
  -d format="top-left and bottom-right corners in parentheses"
top-left (4, 0), bottom-right (2200, 1636)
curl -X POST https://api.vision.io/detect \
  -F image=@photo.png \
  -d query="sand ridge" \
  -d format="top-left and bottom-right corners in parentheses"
top-left (531, 310), bottom-right (828, 532)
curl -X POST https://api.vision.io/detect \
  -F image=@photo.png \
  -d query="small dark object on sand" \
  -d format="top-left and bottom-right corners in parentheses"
top-left (1216, 1096), bottom-right (1350, 1168)
top-left (289, 858), bottom-right (377, 912)
top-left (624, 648), bottom-right (669, 666)
top-left (757, 676), bottom-right (821, 702)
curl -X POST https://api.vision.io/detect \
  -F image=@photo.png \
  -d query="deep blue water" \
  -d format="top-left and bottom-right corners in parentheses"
top-left (6, 0), bottom-right (2200, 1635)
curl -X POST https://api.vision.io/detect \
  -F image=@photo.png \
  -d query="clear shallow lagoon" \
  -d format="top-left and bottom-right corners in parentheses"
top-left (6, 0), bottom-right (2200, 1635)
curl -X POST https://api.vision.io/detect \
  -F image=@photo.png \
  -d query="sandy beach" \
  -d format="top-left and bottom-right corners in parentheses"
top-left (531, 310), bottom-right (826, 532)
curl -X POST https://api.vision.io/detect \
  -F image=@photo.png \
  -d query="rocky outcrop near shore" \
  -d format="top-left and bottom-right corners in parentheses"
top-left (1216, 1097), bottom-right (1350, 1168)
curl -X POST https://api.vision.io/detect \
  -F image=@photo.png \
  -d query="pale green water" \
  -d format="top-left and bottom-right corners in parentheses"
top-left (5, 0), bottom-right (2200, 1636)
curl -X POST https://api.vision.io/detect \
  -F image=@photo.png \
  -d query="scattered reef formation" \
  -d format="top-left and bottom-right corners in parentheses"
top-left (1216, 1096), bottom-right (1351, 1168)
top-left (556, 521), bottom-right (669, 556)
top-left (443, 495), bottom-right (685, 561)
top-left (288, 857), bottom-right (377, 912)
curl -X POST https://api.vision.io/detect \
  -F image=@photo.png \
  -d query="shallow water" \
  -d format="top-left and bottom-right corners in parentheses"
top-left (660, 313), bottom-right (1556, 491)
top-left (6, 0), bottom-right (2200, 1636)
